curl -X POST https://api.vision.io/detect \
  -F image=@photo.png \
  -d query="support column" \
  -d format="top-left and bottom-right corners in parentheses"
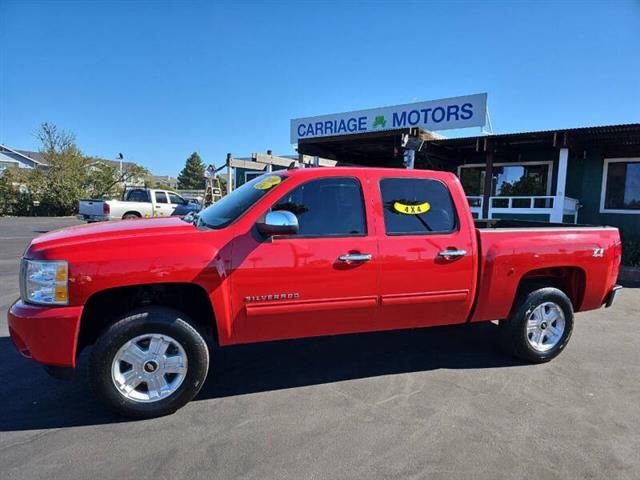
top-left (226, 153), bottom-right (233, 192)
top-left (403, 150), bottom-right (415, 169)
top-left (482, 151), bottom-right (493, 219)
top-left (552, 147), bottom-right (569, 222)
top-left (266, 150), bottom-right (273, 172)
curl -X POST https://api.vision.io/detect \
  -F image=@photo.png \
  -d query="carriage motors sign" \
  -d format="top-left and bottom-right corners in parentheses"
top-left (290, 93), bottom-right (487, 143)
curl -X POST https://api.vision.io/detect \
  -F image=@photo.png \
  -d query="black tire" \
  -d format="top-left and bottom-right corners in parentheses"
top-left (88, 306), bottom-right (209, 419)
top-left (499, 287), bottom-right (574, 363)
top-left (122, 212), bottom-right (141, 219)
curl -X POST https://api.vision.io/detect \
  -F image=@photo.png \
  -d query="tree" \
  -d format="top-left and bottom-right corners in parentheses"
top-left (177, 152), bottom-right (205, 189)
top-left (0, 122), bottom-right (150, 217)
top-left (86, 159), bottom-right (148, 199)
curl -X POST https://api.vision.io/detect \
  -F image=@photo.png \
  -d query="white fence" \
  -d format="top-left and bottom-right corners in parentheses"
top-left (467, 195), bottom-right (580, 223)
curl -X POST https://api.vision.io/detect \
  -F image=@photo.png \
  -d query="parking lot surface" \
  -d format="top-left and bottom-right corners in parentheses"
top-left (1, 217), bottom-right (639, 480)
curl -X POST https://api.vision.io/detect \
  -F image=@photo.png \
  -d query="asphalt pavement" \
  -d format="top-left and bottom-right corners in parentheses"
top-left (1, 217), bottom-right (639, 480)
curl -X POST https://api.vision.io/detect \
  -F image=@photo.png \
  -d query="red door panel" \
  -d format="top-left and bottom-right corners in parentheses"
top-left (230, 235), bottom-right (379, 343)
top-left (372, 174), bottom-right (476, 328)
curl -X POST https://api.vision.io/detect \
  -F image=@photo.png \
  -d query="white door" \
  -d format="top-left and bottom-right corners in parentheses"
top-left (153, 191), bottom-right (173, 216)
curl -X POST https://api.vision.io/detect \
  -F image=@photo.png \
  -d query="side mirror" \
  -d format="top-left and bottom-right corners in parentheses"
top-left (256, 210), bottom-right (299, 236)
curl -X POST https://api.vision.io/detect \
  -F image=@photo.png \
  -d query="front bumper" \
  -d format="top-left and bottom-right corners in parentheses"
top-left (8, 299), bottom-right (83, 368)
top-left (604, 285), bottom-right (623, 308)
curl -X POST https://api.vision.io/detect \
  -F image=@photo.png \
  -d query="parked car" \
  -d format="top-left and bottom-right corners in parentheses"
top-left (9, 168), bottom-right (622, 418)
top-left (78, 188), bottom-right (200, 222)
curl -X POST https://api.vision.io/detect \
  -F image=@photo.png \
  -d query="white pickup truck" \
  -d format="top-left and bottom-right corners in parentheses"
top-left (79, 188), bottom-right (200, 222)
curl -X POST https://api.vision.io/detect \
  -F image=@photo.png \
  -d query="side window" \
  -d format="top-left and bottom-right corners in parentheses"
top-left (126, 189), bottom-right (149, 202)
top-left (273, 177), bottom-right (366, 236)
top-left (155, 192), bottom-right (169, 204)
top-left (168, 192), bottom-right (184, 204)
top-left (380, 178), bottom-right (457, 235)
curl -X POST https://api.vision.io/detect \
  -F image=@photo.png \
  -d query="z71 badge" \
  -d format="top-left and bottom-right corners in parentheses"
top-left (245, 293), bottom-right (299, 302)
top-left (593, 248), bottom-right (604, 257)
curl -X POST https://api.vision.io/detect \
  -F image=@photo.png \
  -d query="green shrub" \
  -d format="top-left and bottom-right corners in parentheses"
top-left (621, 240), bottom-right (640, 267)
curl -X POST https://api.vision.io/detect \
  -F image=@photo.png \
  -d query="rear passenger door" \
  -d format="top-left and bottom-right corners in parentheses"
top-left (153, 191), bottom-right (173, 217)
top-left (375, 176), bottom-right (476, 328)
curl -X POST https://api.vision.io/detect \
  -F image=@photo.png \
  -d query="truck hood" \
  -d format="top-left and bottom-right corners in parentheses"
top-left (28, 217), bottom-right (197, 254)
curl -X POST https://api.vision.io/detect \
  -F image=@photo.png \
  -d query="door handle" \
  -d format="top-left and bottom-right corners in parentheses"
top-left (437, 249), bottom-right (467, 258)
top-left (155, 206), bottom-right (162, 209)
top-left (338, 253), bottom-right (372, 262)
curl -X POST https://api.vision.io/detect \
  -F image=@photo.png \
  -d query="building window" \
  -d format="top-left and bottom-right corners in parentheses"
top-left (601, 158), bottom-right (640, 213)
top-left (459, 162), bottom-right (551, 197)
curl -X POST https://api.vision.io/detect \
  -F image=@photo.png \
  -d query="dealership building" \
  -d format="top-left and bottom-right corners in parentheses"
top-left (234, 94), bottom-right (640, 242)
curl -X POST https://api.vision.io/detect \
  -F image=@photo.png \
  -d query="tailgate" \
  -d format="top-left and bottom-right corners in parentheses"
top-left (79, 199), bottom-right (105, 216)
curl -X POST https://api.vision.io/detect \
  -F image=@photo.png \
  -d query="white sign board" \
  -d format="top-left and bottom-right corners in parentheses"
top-left (290, 93), bottom-right (487, 143)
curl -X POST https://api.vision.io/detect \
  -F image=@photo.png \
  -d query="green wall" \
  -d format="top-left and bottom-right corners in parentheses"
top-left (575, 148), bottom-right (640, 241)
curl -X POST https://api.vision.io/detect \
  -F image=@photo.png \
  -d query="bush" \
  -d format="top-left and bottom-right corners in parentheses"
top-left (622, 240), bottom-right (640, 267)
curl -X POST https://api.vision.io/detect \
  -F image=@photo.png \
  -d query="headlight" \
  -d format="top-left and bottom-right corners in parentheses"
top-left (20, 259), bottom-right (69, 305)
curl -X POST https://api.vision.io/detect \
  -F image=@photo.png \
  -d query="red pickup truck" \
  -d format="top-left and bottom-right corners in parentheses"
top-left (8, 167), bottom-right (622, 418)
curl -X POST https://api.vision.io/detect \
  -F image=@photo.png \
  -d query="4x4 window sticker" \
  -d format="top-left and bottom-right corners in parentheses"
top-left (384, 198), bottom-right (433, 231)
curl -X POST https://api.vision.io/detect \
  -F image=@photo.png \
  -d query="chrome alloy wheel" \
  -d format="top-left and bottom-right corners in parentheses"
top-left (526, 302), bottom-right (566, 352)
top-left (111, 333), bottom-right (188, 403)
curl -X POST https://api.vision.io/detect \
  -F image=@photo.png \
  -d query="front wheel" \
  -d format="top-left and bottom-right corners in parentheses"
top-left (500, 287), bottom-right (574, 363)
top-left (88, 307), bottom-right (210, 418)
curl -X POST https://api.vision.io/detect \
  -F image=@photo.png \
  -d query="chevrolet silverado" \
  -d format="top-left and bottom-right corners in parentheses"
top-left (8, 167), bottom-right (622, 418)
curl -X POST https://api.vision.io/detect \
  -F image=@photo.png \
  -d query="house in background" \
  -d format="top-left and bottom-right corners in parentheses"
top-left (149, 175), bottom-right (179, 189)
top-left (1, 144), bottom-right (148, 187)
top-left (0, 144), bottom-right (48, 173)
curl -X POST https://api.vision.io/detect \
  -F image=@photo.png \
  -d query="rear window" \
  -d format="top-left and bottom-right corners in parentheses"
top-left (126, 189), bottom-right (149, 202)
top-left (155, 192), bottom-right (168, 204)
top-left (379, 178), bottom-right (457, 235)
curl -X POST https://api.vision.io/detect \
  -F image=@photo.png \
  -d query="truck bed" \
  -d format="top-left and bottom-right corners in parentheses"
top-left (470, 223), bottom-right (621, 323)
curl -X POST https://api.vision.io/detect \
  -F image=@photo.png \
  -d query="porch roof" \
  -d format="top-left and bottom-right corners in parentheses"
top-left (428, 123), bottom-right (640, 150)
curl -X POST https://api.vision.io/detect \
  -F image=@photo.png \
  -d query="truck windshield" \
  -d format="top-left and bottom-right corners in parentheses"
top-left (196, 173), bottom-right (287, 229)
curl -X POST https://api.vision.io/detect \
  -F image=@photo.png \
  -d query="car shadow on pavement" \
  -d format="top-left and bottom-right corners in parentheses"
top-left (198, 322), bottom-right (523, 400)
top-left (0, 322), bottom-right (524, 431)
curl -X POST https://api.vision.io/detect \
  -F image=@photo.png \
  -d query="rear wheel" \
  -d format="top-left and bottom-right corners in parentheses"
top-left (500, 287), bottom-right (574, 363)
top-left (122, 212), bottom-right (141, 220)
top-left (88, 307), bottom-right (209, 418)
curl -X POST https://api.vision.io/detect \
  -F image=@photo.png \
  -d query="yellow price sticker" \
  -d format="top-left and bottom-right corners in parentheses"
top-left (254, 175), bottom-right (282, 190)
top-left (393, 201), bottom-right (431, 215)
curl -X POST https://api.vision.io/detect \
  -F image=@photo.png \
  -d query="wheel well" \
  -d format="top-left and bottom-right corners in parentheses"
top-left (514, 267), bottom-right (586, 311)
top-left (77, 283), bottom-right (217, 355)
top-left (122, 211), bottom-right (141, 218)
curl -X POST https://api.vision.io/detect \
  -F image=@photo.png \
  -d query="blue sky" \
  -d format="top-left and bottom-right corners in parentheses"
top-left (1, 0), bottom-right (639, 175)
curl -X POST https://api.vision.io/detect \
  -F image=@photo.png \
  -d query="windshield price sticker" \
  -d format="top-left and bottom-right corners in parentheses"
top-left (254, 175), bottom-right (282, 190)
top-left (393, 201), bottom-right (431, 215)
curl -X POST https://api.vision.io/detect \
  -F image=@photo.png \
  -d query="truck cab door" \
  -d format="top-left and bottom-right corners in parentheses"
top-left (153, 191), bottom-right (173, 216)
top-left (374, 176), bottom-right (476, 328)
top-left (229, 175), bottom-right (379, 344)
